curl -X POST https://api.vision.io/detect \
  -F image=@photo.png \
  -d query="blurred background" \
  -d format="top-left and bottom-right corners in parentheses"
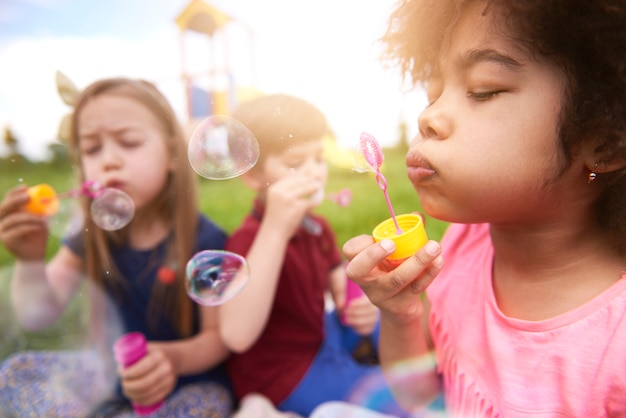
top-left (0, 0), bottom-right (442, 361)
top-left (0, 0), bottom-right (427, 162)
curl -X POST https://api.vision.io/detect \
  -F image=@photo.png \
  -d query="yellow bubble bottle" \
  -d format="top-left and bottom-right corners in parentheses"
top-left (372, 213), bottom-right (428, 265)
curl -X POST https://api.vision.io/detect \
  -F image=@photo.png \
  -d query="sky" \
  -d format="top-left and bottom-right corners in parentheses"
top-left (0, 0), bottom-right (427, 161)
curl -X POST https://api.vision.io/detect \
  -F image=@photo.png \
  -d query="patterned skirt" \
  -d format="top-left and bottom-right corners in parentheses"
top-left (0, 350), bottom-right (233, 418)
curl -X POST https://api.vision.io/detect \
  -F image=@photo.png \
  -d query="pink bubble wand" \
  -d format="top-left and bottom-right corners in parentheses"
top-left (360, 132), bottom-right (402, 234)
top-left (55, 180), bottom-right (106, 200)
top-left (57, 181), bottom-right (135, 231)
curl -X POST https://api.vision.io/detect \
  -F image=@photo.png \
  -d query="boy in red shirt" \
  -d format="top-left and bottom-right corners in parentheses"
top-left (220, 94), bottom-right (404, 417)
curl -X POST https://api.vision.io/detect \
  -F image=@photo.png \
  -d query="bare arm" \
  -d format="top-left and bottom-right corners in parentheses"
top-left (219, 173), bottom-right (320, 353)
top-left (0, 185), bottom-right (84, 330)
top-left (329, 263), bottom-right (381, 336)
top-left (328, 263), bottom-right (347, 310)
top-left (343, 235), bottom-right (444, 409)
top-left (150, 306), bottom-right (230, 375)
top-left (12, 247), bottom-right (83, 330)
top-left (378, 297), bottom-right (440, 408)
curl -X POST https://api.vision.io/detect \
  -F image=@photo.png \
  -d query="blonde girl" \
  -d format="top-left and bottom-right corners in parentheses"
top-left (0, 78), bottom-right (232, 417)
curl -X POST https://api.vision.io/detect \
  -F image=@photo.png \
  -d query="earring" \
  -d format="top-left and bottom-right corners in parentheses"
top-left (588, 163), bottom-right (598, 183)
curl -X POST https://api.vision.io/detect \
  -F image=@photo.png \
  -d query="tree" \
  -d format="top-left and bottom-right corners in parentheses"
top-left (394, 117), bottom-right (409, 154)
top-left (3, 125), bottom-right (24, 159)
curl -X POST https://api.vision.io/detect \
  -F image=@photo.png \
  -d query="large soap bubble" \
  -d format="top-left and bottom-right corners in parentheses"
top-left (185, 250), bottom-right (249, 306)
top-left (90, 188), bottom-right (135, 231)
top-left (188, 115), bottom-right (260, 180)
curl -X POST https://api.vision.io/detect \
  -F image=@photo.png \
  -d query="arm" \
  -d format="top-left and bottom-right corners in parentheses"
top-left (343, 235), bottom-right (444, 409)
top-left (219, 173), bottom-right (321, 353)
top-left (13, 247), bottom-right (83, 330)
top-left (0, 185), bottom-right (83, 330)
top-left (119, 306), bottom-right (230, 407)
top-left (328, 263), bottom-right (347, 311)
top-left (151, 306), bottom-right (230, 375)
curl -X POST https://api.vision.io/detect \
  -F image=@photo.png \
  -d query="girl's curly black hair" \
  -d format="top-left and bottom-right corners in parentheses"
top-left (381, 0), bottom-right (626, 239)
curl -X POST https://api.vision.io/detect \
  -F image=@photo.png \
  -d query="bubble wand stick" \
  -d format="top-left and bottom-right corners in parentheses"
top-left (360, 132), bottom-right (402, 235)
top-left (56, 180), bottom-right (107, 200)
top-left (25, 181), bottom-right (135, 231)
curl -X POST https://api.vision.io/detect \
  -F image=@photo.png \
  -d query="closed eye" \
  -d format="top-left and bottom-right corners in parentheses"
top-left (467, 91), bottom-right (503, 101)
top-left (79, 138), bottom-right (101, 156)
top-left (81, 145), bottom-right (100, 156)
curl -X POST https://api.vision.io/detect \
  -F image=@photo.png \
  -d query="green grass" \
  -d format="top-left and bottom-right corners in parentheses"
top-left (198, 148), bottom-right (449, 245)
top-left (0, 149), bottom-right (449, 361)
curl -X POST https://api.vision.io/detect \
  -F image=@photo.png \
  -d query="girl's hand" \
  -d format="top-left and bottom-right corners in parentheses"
top-left (0, 185), bottom-right (48, 260)
top-left (118, 346), bottom-right (176, 407)
top-left (342, 235), bottom-right (444, 326)
top-left (342, 295), bottom-right (379, 336)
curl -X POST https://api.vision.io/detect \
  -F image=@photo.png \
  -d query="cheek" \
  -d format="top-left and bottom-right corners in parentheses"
top-left (320, 166), bottom-right (329, 182)
top-left (80, 160), bottom-right (99, 181)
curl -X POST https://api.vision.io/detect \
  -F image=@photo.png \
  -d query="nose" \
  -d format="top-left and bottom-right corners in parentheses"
top-left (101, 142), bottom-right (122, 170)
top-left (302, 157), bottom-right (326, 179)
top-left (417, 99), bottom-right (453, 141)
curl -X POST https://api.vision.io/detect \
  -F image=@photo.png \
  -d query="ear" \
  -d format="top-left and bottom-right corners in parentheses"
top-left (583, 147), bottom-right (626, 175)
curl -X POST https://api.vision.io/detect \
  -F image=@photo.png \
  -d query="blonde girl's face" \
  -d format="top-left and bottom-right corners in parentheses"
top-left (77, 94), bottom-right (173, 212)
top-left (405, 0), bottom-right (583, 226)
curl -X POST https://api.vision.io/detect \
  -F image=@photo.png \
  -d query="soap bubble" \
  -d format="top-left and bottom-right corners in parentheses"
top-left (188, 115), bottom-right (260, 180)
top-left (353, 148), bottom-right (376, 174)
top-left (185, 250), bottom-right (249, 306)
top-left (90, 188), bottom-right (135, 231)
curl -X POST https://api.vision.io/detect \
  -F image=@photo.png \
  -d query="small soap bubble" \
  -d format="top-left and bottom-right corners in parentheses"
top-left (185, 250), bottom-right (249, 306)
top-left (353, 148), bottom-right (375, 174)
top-left (90, 188), bottom-right (135, 231)
top-left (188, 115), bottom-right (260, 180)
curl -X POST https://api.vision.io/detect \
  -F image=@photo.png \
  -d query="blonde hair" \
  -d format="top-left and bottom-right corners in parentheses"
top-left (68, 78), bottom-right (198, 338)
top-left (231, 94), bottom-right (330, 171)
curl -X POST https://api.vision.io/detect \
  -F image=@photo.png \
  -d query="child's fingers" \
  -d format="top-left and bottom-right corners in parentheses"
top-left (342, 234), bottom-right (376, 260)
top-left (392, 241), bottom-right (444, 295)
top-left (119, 351), bottom-right (175, 404)
top-left (127, 372), bottom-right (173, 407)
top-left (0, 186), bottom-right (29, 218)
top-left (343, 236), bottom-right (392, 279)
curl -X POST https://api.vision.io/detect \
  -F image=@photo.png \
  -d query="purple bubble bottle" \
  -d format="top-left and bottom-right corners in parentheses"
top-left (113, 332), bottom-right (164, 416)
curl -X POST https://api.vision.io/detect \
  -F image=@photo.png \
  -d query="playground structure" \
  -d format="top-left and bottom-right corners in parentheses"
top-left (53, 1), bottom-right (356, 168)
top-left (175, 0), bottom-right (258, 120)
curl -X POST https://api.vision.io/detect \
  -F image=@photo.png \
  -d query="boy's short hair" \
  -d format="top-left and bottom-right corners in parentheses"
top-left (231, 94), bottom-right (329, 168)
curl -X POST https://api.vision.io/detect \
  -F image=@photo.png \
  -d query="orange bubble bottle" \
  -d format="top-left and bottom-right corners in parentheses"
top-left (25, 184), bottom-right (59, 216)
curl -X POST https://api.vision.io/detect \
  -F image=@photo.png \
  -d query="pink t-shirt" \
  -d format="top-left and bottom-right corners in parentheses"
top-left (427, 223), bottom-right (626, 417)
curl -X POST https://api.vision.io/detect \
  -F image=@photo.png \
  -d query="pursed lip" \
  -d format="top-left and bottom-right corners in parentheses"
top-left (406, 151), bottom-right (436, 183)
top-left (104, 179), bottom-right (126, 190)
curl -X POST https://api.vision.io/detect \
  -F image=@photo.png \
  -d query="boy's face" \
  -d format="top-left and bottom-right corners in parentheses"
top-left (255, 139), bottom-right (328, 199)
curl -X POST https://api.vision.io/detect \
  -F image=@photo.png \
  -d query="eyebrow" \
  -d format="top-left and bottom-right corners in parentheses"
top-left (456, 48), bottom-right (523, 72)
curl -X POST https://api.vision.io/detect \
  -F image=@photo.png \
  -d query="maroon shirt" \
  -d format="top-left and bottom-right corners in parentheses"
top-left (225, 201), bottom-right (343, 405)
